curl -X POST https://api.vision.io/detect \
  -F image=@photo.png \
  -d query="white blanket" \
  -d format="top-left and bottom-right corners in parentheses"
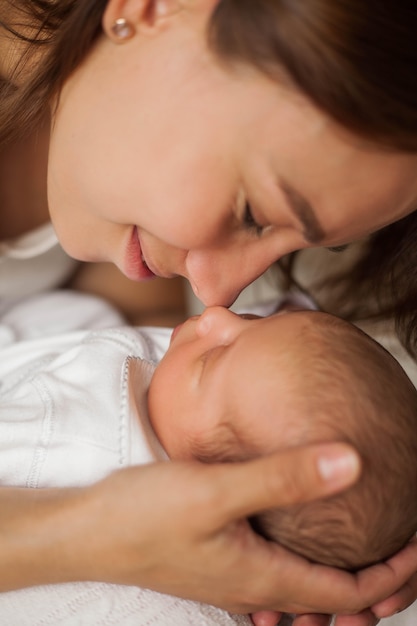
top-left (0, 582), bottom-right (253, 626)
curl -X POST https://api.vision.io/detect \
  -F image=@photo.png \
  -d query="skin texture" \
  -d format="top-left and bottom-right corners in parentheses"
top-left (149, 307), bottom-right (310, 460)
top-left (2, 0), bottom-right (417, 623)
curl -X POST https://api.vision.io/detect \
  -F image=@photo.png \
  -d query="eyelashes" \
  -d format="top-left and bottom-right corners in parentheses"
top-left (326, 244), bottom-right (350, 253)
top-left (243, 202), bottom-right (263, 236)
top-left (234, 188), bottom-right (265, 236)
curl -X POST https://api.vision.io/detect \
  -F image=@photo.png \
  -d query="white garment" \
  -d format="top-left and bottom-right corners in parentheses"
top-left (0, 223), bottom-right (77, 311)
top-left (0, 289), bottom-right (127, 348)
top-left (0, 326), bottom-right (170, 488)
top-left (0, 303), bottom-right (252, 626)
top-left (0, 584), bottom-right (252, 626)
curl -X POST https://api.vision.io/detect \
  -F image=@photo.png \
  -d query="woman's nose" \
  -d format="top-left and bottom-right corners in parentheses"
top-left (185, 247), bottom-right (269, 308)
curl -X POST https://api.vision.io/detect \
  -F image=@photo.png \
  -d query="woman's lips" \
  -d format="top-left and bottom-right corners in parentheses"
top-left (123, 227), bottom-right (156, 282)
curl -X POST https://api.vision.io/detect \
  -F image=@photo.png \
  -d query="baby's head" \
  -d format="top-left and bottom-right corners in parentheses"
top-left (148, 306), bottom-right (417, 569)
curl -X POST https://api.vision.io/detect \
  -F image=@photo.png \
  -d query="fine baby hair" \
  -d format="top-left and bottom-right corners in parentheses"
top-left (250, 312), bottom-right (417, 570)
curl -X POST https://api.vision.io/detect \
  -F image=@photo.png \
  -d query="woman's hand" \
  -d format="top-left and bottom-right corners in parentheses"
top-left (2, 441), bottom-right (417, 618)
top-left (0, 441), bottom-right (352, 593)
top-left (371, 567), bottom-right (417, 620)
top-left (76, 442), bottom-right (371, 610)
top-left (80, 442), bottom-right (417, 614)
top-left (251, 538), bottom-right (417, 626)
top-left (83, 445), bottom-right (417, 616)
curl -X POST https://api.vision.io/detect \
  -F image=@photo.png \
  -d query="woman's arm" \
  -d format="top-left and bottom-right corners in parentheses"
top-left (68, 262), bottom-right (187, 327)
top-left (0, 443), bottom-right (350, 592)
top-left (0, 486), bottom-right (91, 589)
top-left (2, 443), bottom-right (417, 620)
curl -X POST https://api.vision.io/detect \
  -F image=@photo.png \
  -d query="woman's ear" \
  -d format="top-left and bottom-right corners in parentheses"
top-left (103, 0), bottom-right (184, 40)
top-left (103, 0), bottom-right (221, 40)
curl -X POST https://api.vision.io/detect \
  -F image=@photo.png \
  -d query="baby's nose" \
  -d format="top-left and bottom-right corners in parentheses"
top-left (196, 306), bottom-right (240, 340)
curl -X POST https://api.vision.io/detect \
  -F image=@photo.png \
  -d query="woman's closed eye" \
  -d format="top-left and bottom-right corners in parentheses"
top-left (243, 202), bottom-right (264, 236)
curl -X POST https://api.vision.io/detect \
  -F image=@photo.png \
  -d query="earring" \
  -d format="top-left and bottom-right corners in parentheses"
top-left (111, 18), bottom-right (135, 40)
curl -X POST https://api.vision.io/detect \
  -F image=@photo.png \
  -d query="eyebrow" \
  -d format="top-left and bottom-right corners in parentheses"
top-left (280, 181), bottom-right (326, 243)
top-left (190, 424), bottom-right (258, 465)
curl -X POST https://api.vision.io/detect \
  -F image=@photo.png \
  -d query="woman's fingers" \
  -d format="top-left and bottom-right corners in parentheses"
top-left (251, 611), bottom-right (331, 626)
top-left (251, 610), bottom-right (283, 626)
top-left (292, 613), bottom-right (332, 626)
top-left (294, 538), bottom-right (417, 615)
top-left (251, 610), bottom-right (379, 626)
top-left (353, 537), bottom-right (417, 608)
top-left (333, 610), bottom-right (379, 626)
top-left (210, 443), bottom-right (361, 524)
top-left (372, 567), bottom-right (417, 618)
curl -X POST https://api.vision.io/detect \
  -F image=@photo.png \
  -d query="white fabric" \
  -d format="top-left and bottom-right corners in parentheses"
top-left (0, 326), bottom-right (169, 488)
top-left (0, 223), bottom-right (78, 308)
top-left (0, 584), bottom-right (252, 626)
top-left (0, 290), bottom-right (127, 347)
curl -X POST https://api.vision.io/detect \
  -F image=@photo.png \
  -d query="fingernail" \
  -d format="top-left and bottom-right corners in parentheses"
top-left (318, 450), bottom-right (360, 484)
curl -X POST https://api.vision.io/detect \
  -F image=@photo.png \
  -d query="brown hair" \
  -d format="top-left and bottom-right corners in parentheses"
top-left (209, 1), bottom-right (417, 356)
top-left (2, 1), bottom-right (417, 352)
top-left (209, 0), bottom-right (417, 152)
top-left (320, 212), bottom-right (417, 357)
top-left (0, 1), bottom-right (106, 144)
top-left (3, 1), bottom-right (416, 147)
top-left (248, 312), bottom-right (417, 570)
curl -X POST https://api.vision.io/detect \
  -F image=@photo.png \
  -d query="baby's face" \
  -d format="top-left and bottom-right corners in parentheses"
top-left (148, 306), bottom-right (311, 461)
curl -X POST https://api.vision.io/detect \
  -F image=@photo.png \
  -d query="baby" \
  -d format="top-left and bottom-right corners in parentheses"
top-left (148, 305), bottom-right (417, 570)
top-left (2, 298), bottom-right (416, 573)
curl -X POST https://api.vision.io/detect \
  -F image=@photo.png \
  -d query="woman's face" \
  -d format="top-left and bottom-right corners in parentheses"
top-left (48, 0), bottom-right (417, 307)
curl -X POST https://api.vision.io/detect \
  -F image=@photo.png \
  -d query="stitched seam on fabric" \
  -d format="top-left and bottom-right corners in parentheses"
top-left (118, 356), bottom-right (132, 467)
top-left (25, 377), bottom-right (55, 489)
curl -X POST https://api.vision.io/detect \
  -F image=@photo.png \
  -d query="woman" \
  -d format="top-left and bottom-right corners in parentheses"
top-left (0, 1), bottom-right (416, 625)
